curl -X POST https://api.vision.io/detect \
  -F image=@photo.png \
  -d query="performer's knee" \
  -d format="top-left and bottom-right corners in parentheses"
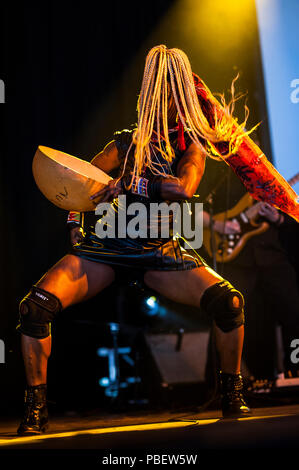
top-left (17, 286), bottom-right (62, 339)
top-left (200, 280), bottom-right (245, 332)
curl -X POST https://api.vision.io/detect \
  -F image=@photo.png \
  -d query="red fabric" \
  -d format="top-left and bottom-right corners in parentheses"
top-left (192, 73), bottom-right (299, 222)
top-left (67, 211), bottom-right (81, 223)
top-left (177, 117), bottom-right (186, 152)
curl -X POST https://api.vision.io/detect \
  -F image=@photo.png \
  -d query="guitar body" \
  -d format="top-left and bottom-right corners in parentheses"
top-left (203, 193), bottom-right (269, 263)
top-left (202, 172), bottom-right (298, 263)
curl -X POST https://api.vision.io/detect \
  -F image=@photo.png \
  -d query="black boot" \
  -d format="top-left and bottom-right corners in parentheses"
top-left (220, 372), bottom-right (251, 419)
top-left (17, 384), bottom-right (49, 435)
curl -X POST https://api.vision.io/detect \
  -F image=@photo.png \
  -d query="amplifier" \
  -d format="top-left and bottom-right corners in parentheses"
top-left (145, 331), bottom-right (210, 385)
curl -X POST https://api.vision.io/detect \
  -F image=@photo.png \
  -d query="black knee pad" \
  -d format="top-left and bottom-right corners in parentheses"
top-left (17, 286), bottom-right (62, 339)
top-left (200, 280), bottom-right (245, 332)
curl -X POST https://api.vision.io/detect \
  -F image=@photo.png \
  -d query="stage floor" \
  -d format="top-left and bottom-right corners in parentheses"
top-left (1, 404), bottom-right (299, 455)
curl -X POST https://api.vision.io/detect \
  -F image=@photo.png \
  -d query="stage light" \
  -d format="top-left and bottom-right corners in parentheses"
top-left (143, 295), bottom-right (160, 317)
top-left (146, 296), bottom-right (157, 308)
top-left (99, 377), bottom-right (109, 387)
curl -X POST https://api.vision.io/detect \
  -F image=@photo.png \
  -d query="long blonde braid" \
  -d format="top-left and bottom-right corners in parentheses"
top-left (125, 45), bottom-right (255, 182)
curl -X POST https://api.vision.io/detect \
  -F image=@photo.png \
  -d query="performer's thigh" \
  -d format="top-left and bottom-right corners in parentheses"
top-left (35, 254), bottom-right (115, 309)
top-left (144, 266), bottom-right (223, 308)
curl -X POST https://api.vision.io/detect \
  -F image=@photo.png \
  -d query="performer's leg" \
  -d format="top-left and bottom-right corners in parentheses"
top-left (17, 255), bottom-right (115, 435)
top-left (144, 266), bottom-right (243, 373)
top-left (213, 324), bottom-right (244, 375)
top-left (20, 254), bottom-right (115, 386)
top-left (217, 264), bottom-right (259, 378)
top-left (144, 266), bottom-right (250, 417)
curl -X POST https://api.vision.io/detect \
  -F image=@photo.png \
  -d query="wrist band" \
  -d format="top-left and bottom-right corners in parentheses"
top-left (131, 176), bottom-right (149, 198)
top-left (121, 175), bottom-right (163, 200)
top-left (67, 211), bottom-right (81, 224)
top-left (67, 211), bottom-right (81, 230)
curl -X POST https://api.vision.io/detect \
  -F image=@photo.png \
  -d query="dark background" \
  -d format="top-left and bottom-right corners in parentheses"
top-left (1, 0), bottom-right (295, 414)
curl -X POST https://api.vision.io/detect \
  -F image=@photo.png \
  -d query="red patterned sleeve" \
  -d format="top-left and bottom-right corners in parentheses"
top-left (194, 74), bottom-right (299, 223)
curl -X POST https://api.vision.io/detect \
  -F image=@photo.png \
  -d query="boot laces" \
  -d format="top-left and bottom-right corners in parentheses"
top-left (223, 375), bottom-right (247, 404)
top-left (22, 388), bottom-right (45, 425)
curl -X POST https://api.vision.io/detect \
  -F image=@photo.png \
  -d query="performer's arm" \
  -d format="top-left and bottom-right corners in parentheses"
top-left (90, 140), bottom-right (120, 173)
top-left (91, 141), bottom-right (206, 203)
top-left (88, 141), bottom-right (123, 203)
top-left (159, 142), bottom-right (206, 200)
top-left (68, 141), bottom-right (121, 233)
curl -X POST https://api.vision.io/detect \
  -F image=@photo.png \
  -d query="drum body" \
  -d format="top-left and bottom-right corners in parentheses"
top-left (32, 146), bottom-right (112, 211)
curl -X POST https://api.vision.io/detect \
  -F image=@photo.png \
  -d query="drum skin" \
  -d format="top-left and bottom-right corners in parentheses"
top-left (32, 146), bottom-right (112, 212)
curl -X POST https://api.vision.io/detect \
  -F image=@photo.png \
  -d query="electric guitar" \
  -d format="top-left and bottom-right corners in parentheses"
top-left (202, 172), bottom-right (299, 263)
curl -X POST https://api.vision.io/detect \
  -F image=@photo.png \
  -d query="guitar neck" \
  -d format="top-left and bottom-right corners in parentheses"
top-left (288, 174), bottom-right (299, 186)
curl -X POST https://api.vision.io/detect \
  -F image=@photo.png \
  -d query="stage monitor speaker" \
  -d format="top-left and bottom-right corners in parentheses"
top-left (145, 331), bottom-right (210, 385)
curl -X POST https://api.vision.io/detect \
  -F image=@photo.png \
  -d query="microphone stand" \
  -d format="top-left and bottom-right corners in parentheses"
top-left (206, 193), bottom-right (217, 272)
top-left (204, 168), bottom-right (228, 272)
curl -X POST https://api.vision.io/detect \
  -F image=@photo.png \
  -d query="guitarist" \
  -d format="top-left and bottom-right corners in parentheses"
top-left (198, 156), bottom-right (299, 380)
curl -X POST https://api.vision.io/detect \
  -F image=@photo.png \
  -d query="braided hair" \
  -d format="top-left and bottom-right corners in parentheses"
top-left (123, 45), bottom-right (257, 183)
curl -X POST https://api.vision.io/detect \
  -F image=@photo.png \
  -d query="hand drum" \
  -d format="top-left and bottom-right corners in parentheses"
top-left (32, 146), bottom-right (112, 211)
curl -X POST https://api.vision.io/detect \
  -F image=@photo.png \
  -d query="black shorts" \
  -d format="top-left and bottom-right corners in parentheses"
top-left (69, 233), bottom-right (207, 274)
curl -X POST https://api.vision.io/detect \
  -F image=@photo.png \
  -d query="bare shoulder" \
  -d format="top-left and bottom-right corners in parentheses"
top-left (177, 140), bottom-right (206, 171)
top-left (184, 141), bottom-right (206, 157)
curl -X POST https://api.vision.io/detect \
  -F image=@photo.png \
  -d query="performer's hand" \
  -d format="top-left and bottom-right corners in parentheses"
top-left (90, 179), bottom-right (122, 204)
top-left (214, 219), bottom-right (241, 235)
top-left (70, 226), bottom-right (84, 245)
top-left (258, 203), bottom-right (281, 223)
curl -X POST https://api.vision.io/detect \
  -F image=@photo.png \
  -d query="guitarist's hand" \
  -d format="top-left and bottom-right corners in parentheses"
top-left (258, 203), bottom-right (282, 224)
top-left (214, 219), bottom-right (241, 235)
